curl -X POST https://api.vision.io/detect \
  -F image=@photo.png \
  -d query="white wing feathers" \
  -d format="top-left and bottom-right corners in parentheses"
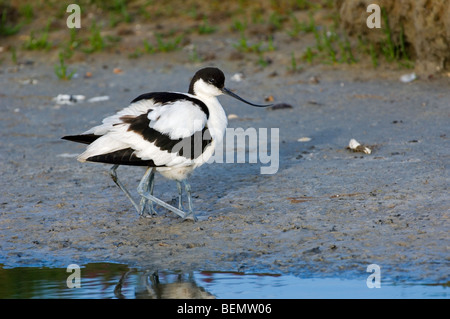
top-left (77, 96), bottom-right (208, 167)
top-left (148, 101), bottom-right (207, 139)
top-left (82, 99), bottom-right (155, 136)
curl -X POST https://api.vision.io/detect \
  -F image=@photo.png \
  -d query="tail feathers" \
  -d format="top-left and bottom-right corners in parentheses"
top-left (83, 148), bottom-right (158, 166)
top-left (61, 134), bottom-right (100, 145)
top-left (63, 133), bottom-right (154, 166)
top-left (62, 134), bottom-right (101, 162)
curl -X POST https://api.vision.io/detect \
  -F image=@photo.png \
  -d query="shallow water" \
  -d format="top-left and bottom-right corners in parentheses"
top-left (0, 263), bottom-right (447, 299)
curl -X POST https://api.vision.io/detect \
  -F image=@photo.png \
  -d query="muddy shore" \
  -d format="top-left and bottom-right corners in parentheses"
top-left (0, 52), bottom-right (449, 286)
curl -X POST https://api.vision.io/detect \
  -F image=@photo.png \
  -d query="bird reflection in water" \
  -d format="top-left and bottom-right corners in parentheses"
top-left (114, 270), bottom-right (215, 299)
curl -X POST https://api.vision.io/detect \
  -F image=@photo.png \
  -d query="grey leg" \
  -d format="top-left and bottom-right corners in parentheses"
top-left (139, 168), bottom-right (157, 216)
top-left (176, 181), bottom-right (183, 211)
top-left (110, 164), bottom-right (140, 213)
top-left (183, 180), bottom-right (194, 217)
top-left (137, 168), bottom-right (197, 221)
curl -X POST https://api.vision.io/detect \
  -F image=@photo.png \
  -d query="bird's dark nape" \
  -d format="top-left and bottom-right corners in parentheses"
top-left (188, 67), bottom-right (225, 94)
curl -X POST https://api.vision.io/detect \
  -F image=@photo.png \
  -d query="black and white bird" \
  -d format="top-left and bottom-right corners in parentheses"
top-left (62, 67), bottom-right (271, 221)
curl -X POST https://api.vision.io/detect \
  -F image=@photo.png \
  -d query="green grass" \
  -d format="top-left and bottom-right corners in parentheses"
top-left (93, 0), bottom-right (132, 26)
top-left (197, 18), bottom-right (217, 35)
top-left (300, 27), bottom-right (357, 65)
top-left (381, 7), bottom-right (396, 62)
top-left (138, 33), bottom-right (182, 55)
top-left (128, 48), bottom-right (142, 59)
top-left (233, 34), bottom-right (275, 54)
top-left (10, 46), bottom-right (17, 64)
top-left (295, 0), bottom-right (314, 10)
top-left (231, 18), bottom-right (247, 33)
top-left (232, 33), bottom-right (276, 68)
top-left (142, 39), bottom-right (155, 54)
top-left (369, 43), bottom-right (378, 68)
top-left (338, 36), bottom-right (357, 64)
top-left (287, 13), bottom-right (316, 37)
top-left (0, 8), bottom-right (22, 36)
top-left (257, 53), bottom-right (270, 68)
top-left (268, 11), bottom-right (285, 30)
top-left (379, 7), bottom-right (412, 68)
top-left (188, 45), bottom-right (203, 63)
top-left (1, 1), bottom-right (417, 71)
top-left (83, 22), bottom-right (105, 53)
top-left (54, 52), bottom-right (76, 80)
top-left (23, 21), bottom-right (51, 50)
top-left (321, 29), bottom-right (337, 63)
top-left (302, 46), bottom-right (316, 63)
top-left (79, 21), bottom-right (121, 54)
top-left (348, 7), bottom-right (413, 69)
top-left (68, 28), bottom-right (80, 51)
top-left (289, 51), bottom-right (301, 72)
top-left (19, 3), bottom-right (34, 24)
top-left (111, 0), bottom-right (132, 23)
top-left (154, 33), bottom-right (182, 52)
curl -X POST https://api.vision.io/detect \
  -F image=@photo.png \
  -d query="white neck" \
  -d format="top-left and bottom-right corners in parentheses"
top-left (198, 95), bottom-right (227, 143)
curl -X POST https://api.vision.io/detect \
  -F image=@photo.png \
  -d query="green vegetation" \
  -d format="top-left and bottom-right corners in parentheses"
top-left (370, 43), bottom-right (378, 68)
top-left (287, 13), bottom-right (316, 37)
top-left (257, 53), bottom-right (270, 68)
top-left (0, 7), bottom-right (22, 36)
top-left (154, 33), bottom-right (182, 52)
top-left (289, 51), bottom-right (301, 72)
top-left (2, 1), bottom-right (415, 71)
top-left (231, 18), bottom-right (247, 33)
top-left (83, 22), bottom-right (105, 53)
top-left (234, 35), bottom-right (275, 54)
top-left (268, 11), bottom-right (285, 31)
top-left (299, 25), bottom-right (357, 65)
top-left (10, 46), bottom-right (17, 64)
top-left (18, 3), bottom-right (33, 24)
top-left (143, 33), bottom-right (182, 53)
top-left (188, 45), bottom-right (203, 63)
top-left (68, 28), bottom-right (80, 51)
top-left (302, 47), bottom-right (315, 64)
top-left (379, 8), bottom-right (412, 68)
top-left (23, 20), bottom-right (52, 50)
top-left (338, 36), bottom-right (357, 64)
top-left (233, 33), bottom-right (276, 68)
top-left (129, 32), bottom-right (183, 58)
top-left (350, 7), bottom-right (412, 69)
top-left (54, 52), bottom-right (76, 80)
top-left (197, 18), bottom-right (217, 35)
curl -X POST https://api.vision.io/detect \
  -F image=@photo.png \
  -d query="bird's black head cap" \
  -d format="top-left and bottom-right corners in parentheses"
top-left (189, 67), bottom-right (272, 107)
top-left (188, 67), bottom-right (225, 94)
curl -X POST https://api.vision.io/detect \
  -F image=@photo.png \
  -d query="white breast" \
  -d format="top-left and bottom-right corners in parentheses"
top-left (156, 95), bottom-right (228, 177)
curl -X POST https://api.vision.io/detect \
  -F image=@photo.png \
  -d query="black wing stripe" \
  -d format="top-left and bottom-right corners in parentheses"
top-left (61, 134), bottom-right (100, 145)
top-left (131, 92), bottom-right (209, 119)
top-left (121, 112), bottom-right (212, 160)
top-left (86, 148), bottom-right (161, 167)
top-left (63, 92), bottom-right (213, 166)
top-left (84, 114), bottom-right (212, 166)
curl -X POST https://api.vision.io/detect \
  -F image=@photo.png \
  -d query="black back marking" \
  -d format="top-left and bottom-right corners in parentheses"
top-left (131, 92), bottom-right (209, 118)
top-left (121, 111), bottom-right (212, 161)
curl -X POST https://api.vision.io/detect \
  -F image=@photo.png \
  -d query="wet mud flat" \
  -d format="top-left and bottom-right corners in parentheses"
top-left (0, 57), bottom-right (449, 287)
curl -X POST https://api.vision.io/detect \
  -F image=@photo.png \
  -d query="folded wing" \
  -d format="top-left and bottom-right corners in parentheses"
top-left (62, 92), bottom-right (211, 167)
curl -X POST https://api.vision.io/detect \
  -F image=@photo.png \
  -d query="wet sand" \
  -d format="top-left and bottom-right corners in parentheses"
top-left (0, 54), bottom-right (449, 285)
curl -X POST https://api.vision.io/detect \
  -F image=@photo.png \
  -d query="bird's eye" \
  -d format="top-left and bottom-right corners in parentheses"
top-left (208, 78), bottom-right (215, 84)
